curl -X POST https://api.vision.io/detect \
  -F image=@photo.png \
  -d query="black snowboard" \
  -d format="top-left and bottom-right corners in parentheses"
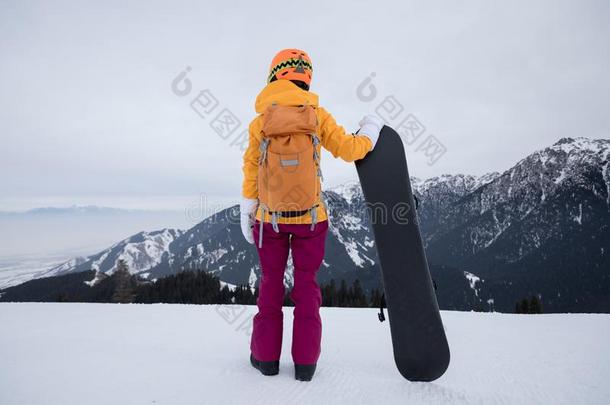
top-left (355, 125), bottom-right (450, 382)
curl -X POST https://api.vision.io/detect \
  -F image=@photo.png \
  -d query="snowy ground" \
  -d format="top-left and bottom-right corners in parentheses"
top-left (0, 304), bottom-right (608, 405)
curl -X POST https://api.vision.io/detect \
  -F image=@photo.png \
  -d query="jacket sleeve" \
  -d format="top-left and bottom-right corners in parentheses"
top-left (318, 107), bottom-right (372, 162)
top-left (241, 118), bottom-right (261, 199)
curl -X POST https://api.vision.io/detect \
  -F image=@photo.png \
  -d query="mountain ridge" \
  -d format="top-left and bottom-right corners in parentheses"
top-left (3, 136), bottom-right (609, 312)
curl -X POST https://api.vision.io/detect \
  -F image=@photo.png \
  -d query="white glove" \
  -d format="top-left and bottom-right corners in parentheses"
top-left (358, 115), bottom-right (384, 150)
top-left (240, 198), bottom-right (258, 244)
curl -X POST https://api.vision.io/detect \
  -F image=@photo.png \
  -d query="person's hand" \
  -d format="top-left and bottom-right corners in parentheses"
top-left (240, 198), bottom-right (258, 244)
top-left (358, 115), bottom-right (384, 150)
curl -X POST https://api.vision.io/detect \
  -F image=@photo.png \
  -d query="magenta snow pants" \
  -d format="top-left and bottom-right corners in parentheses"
top-left (250, 220), bottom-right (329, 365)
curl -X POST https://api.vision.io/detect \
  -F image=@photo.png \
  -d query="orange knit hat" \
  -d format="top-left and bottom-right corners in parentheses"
top-left (267, 49), bottom-right (313, 86)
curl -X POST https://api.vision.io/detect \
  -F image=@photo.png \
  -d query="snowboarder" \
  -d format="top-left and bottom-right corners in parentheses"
top-left (240, 48), bottom-right (383, 381)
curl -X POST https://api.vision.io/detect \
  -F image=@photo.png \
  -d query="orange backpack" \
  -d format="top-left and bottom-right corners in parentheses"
top-left (257, 104), bottom-right (322, 244)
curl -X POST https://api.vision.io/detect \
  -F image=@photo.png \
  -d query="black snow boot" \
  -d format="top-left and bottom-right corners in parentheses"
top-left (294, 363), bottom-right (317, 381)
top-left (250, 354), bottom-right (279, 376)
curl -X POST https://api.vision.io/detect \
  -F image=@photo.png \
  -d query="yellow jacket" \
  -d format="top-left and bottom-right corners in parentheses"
top-left (242, 80), bottom-right (372, 224)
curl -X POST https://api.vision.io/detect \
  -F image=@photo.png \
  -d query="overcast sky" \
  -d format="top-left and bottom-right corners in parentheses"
top-left (1, 0), bottom-right (608, 211)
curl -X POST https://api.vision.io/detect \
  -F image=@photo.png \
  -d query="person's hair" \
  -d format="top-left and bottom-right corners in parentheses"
top-left (269, 76), bottom-right (310, 91)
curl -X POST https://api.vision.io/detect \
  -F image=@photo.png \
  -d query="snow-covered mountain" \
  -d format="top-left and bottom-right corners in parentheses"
top-left (5, 137), bottom-right (609, 312)
top-left (424, 137), bottom-right (610, 311)
top-left (427, 137), bottom-right (609, 256)
top-left (39, 229), bottom-right (183, 280)
top-left (410, 173), bottom-right (500, 241)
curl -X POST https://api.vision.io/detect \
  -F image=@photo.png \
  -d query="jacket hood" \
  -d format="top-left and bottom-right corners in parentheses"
top-left (254, 80), bottom-right (319, 114)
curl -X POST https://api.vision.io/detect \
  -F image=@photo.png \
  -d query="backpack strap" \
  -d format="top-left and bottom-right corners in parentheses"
top-left (311, 134), bottom-right (323, 181)
top-left (311, 133), bottom-right (323, 230)
top-left (258, 204), bottom-right (267, 248)
top-left (259, 137), bottom-right (269, 165)
top-left (271, 212), bottom-right (280, 233)
top-left (309, 206), bottom-right (318, 231)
